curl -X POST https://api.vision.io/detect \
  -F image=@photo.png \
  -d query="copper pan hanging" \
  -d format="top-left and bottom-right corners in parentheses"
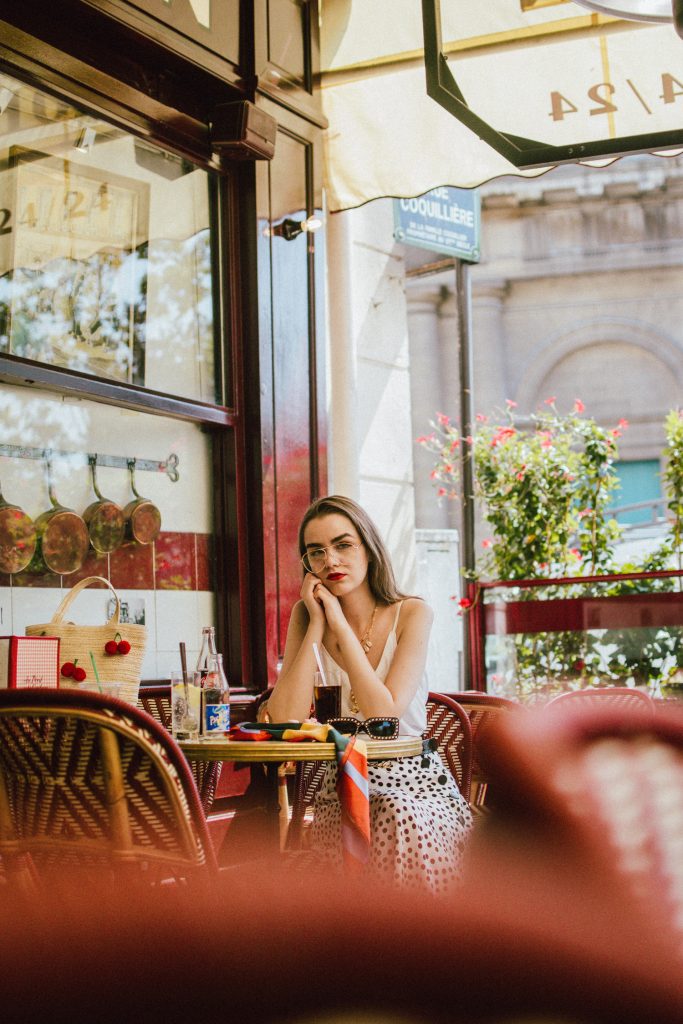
top-left (29, 456), bottom-right (90, 575)
top-left (0, 479), bottom-right (37, 574)
top-left (123, 458), bottom-right (161, 545)
top-left (83, 456), bottom-right (125, 555)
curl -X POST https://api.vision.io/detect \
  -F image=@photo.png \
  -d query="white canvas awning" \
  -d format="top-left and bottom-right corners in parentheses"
top-left (320, 0), bottom-right (683, 211)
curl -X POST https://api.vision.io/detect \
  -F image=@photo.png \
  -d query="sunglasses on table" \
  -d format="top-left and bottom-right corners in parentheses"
top-left (328, 716), bottom-right (399, 740)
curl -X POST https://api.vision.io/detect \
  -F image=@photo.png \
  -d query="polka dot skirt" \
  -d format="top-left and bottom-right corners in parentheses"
top-left (309, 749), bottom-right (473, 894)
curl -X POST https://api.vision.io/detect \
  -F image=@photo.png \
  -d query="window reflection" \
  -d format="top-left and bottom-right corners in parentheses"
top-left (0, 74), bottom-right (216, 403)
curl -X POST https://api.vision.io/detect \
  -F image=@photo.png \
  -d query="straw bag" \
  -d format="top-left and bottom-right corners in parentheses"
top-left (26, 576), bottom-right (147, 704)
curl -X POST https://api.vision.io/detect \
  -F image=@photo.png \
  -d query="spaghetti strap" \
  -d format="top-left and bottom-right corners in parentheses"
top-left (392, 600), bottom-right (404, 631)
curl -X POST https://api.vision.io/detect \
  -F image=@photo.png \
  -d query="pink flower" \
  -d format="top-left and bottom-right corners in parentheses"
top-left (618, 418), bottom-right (629, 430)
top-left (610, 428), bottom-right (622, 438)
top-left (458, 598), bottom-right (473, 610)
top-left (490, 427), bottom-right (516, 447)
top-left (436, 412), bottom-right (450, 426)
top-left (505, 399), bottom-right (518, 408)
top-left (430, 469), bottom-right (439, 480)
top-left (544, 396), bottom-right (556, 405)
top-left (465, 435), bottom-right (473, 445)
top-left (574, 398), bottom-right (585, 413)
top-left (538, 562), bottom-right (549, 571)
top-left (437, 487), bottom-right (447, 497)
top-left (415, 434), bottom-right (432, 445)
top-left (443, 462), bottom-right (454, 474)
top-left (476, 413), bottom-right (489, 423)
top-left (516, 471), bottom-right (525, 481)
top-left (449, 439), bottom-right (460, 453)
top-left (481, 538), bottom-right (493, 549)
top-left (569, 548), bottom-right (582, 559)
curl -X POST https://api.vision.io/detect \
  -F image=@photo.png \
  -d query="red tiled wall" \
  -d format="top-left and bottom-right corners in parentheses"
top-left (0, 532), bottom-right (213, 591)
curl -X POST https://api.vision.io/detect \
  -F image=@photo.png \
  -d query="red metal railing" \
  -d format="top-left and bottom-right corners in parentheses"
top-left (466, 568), bottom-right (683, 693)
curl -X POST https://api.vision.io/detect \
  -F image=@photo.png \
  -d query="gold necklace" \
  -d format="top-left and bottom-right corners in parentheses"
top-left (349, 602), bottom-right (377, 713)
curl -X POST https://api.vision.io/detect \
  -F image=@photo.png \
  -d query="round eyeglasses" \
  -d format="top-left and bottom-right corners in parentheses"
top-left (301, 540), bottom-right (363, 574)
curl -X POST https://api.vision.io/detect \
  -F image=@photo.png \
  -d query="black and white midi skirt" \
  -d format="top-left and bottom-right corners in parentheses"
top-left (309, 746), bottom-right (473, 894)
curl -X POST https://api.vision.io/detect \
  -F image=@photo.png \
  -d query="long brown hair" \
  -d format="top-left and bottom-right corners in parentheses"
top-left (298, 495), bottom-right (413, 605)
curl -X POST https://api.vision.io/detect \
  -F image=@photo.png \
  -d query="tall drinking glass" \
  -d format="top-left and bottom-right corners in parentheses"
top-left (313, 670), bottom-right (341, 723)
top-left (171, 670), bottom-right (200, 740)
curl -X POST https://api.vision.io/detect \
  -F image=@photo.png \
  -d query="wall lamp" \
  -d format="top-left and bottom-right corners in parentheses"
top-left (268, 215), bottom-right (323, 241)
top-left (73, 126), bottom-right (97, 154)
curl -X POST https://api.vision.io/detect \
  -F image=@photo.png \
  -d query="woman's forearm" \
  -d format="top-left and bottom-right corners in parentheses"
top-left (265, 623), bottom-right (323, 721)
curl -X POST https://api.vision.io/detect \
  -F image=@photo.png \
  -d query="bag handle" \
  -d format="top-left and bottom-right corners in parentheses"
top-left (50, 576), bottom-right (121, 626)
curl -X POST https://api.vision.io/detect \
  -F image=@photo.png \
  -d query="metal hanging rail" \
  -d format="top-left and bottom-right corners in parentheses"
top-left (0, 445), bottom-right (180, 482)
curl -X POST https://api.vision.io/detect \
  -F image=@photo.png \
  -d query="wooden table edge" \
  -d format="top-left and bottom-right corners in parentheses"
top-left (178, 735), bottom-right (424, 762)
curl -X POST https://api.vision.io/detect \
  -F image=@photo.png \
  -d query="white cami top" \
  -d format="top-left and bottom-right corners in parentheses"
top-left (319, 601), bottom-right (428, 737)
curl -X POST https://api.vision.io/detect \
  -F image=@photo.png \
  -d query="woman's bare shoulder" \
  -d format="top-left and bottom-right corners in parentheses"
top-left (398, 597), bottom-right (434, 628)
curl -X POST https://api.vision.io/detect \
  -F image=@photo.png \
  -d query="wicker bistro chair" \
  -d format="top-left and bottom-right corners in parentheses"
top-left (425, 692), bottom-right (473, 800)
top-left (477, 701), bottom-right (683, 947)
top-left (450, 692), bottom-right (519, 814)
top-left (0, 687), bottom-right (217, 892)
top-left (546, 686), bottom-right (655, 714)
top-left (138, 683), bottom-right (222, 815)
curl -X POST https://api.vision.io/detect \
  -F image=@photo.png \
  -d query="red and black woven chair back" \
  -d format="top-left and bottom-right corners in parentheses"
top-left (0, 687), bottom-right (217, 892)
top-left (478, 701), bottom-right (683, 945)
top-left (546, 686), bottom-right (654, 714)
top-left (450, 692), bottom-right (519, 812)
top-left (138, 683), bottom-right (222, 813)
top-left (426, 692), bottom-right (473, 800)
top-left (286, 760), bottom-right (329, 851)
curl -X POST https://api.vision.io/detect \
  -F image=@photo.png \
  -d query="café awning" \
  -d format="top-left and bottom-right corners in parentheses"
top-left (320, 0), bottom-right (683, 211)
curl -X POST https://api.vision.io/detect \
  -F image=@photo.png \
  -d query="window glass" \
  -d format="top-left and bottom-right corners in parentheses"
top-left (0, 384), bottom-right (216, 679)
top-left (612, 459), bottom-right (662, 526)
top-left (0, 73), bottom-right (217, 404)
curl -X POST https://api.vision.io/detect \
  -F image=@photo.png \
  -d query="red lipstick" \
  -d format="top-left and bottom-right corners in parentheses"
top-left (327, 572), bottom-right (346, 581)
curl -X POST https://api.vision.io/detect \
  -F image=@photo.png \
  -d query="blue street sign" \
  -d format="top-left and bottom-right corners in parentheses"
top-left (394, 186), bottom-right (480, 262)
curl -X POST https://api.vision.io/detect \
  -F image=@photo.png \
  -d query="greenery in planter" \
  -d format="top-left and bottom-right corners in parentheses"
top-left (419, 400), bottom-right (683, 701)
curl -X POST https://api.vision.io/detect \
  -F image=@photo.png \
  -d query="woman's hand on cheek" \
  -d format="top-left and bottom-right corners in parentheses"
top-left (313, 585), bottom-right (346, 634)
top-left (301, 572), bottom-right (326, 625)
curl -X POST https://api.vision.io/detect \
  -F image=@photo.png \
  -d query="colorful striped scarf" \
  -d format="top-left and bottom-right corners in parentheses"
top-left (330, 727), bottom-right (371, 872)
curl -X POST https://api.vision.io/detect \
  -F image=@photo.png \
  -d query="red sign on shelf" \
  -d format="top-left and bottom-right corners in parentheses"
top-left (0, 636), bottom-right (60, 689)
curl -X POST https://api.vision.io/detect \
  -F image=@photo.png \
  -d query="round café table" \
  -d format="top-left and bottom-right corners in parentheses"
top-left (179, 734), bottom-right (423, 852)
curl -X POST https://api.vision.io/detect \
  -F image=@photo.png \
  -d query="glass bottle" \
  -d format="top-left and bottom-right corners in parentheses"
top-left (195, 626), bottom-right (217, 684)
top-left (202, 653), bottom-right (231, 736)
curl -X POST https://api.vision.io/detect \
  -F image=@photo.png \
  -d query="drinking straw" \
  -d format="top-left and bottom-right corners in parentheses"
top-left (312, 641), bottom-right (328, 687)
top-left (89, 650), bottom-right (103, 693)
top-left (179, 642), bottom-right (190, 702)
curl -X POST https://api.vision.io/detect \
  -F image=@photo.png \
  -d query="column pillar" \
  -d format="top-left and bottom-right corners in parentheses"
top-left (470, 279), bottom-right (509, 416)
top-left (326, 209), bottom-right (359, 498)
top-left (407, 283), bottom-right (450, 529)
